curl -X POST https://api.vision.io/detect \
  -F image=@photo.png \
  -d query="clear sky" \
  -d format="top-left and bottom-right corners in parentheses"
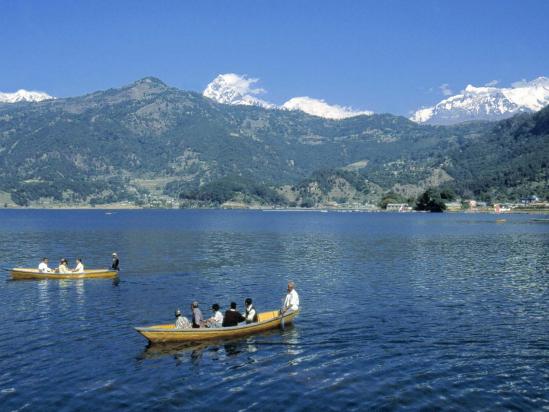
top-left (1, 0), bottom-right (548, 115)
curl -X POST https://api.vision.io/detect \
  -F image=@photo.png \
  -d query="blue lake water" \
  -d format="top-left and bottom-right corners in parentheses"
top-left (0, 209), bottom-right (547, 411)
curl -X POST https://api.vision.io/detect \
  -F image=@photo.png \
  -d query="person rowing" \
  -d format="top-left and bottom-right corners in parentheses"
top-left (280, 281), bottom-right (299, 315)
top-left (111, 253), bottom-right (120, 271)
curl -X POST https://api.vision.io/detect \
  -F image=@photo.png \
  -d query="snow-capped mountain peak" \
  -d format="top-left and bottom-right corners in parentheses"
top-left (0, 89), bottom-right (55, 103)
top-left (410, 77), bottom-right (549, 125)
top-left (203, 73), bottom-right (372, 119)
top-left (203, 73), bottom-right (275, 109)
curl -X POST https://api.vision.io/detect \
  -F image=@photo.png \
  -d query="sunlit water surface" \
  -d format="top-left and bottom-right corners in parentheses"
top-left (0, 210), bottom-right (547, 411)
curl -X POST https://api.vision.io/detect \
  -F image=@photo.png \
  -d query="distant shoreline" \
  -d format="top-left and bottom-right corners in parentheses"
top-left (1, 205), bottom-right (547, 214)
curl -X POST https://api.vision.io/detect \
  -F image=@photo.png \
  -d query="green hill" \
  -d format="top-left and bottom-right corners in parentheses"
top-left (0, 77), bottom-right (546, 207)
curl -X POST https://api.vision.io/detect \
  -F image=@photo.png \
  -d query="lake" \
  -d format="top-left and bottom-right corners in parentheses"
top-left (0, 210), bottom-right (547, 411)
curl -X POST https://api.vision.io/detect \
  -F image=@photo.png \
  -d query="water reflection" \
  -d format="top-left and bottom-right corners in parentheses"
top-left (36, 280), bottom-right (51, 315)
top-left (138, 325), bottom-right (298, 365)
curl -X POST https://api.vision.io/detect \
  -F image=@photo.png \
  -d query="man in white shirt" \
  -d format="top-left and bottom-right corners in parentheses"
top-left (206, 303), bottom-right (224, 328)
top-left (38, 258), bottom-right (53, 273)
top-left (281, 281), bottom-right (299, 314)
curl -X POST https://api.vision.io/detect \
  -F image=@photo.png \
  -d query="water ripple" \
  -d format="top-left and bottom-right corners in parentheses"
top-left (0, 210), bottom-right (547, 411)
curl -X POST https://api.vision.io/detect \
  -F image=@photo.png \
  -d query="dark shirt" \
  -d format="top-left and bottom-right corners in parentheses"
top-left (111, 258), bottom-right (120, 271)
top-left (222, 309), bottom-right (245, 327)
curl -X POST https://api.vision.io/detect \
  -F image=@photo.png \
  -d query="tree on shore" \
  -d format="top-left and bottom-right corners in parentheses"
top-left (414, 188), bottom-right (447, 212)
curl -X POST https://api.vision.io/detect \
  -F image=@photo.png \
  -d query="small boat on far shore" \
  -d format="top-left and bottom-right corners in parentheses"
top-left (135, 309), bottom-right (299, 343)
top-left (10, 268), bottom-right (118, 280)
top-left (531, 218), bottom-right (549, 223)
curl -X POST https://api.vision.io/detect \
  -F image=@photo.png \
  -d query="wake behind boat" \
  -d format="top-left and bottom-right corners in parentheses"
top-left (11, 268), bottom-right (118, 280)
top-left (135, 309), bottom-right (299, 343)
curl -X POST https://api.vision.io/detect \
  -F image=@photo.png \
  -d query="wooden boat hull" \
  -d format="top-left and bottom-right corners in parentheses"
top-left (11, 268), bottom-right (118, 280)
top-left (135, 309), bottom-right (299, 343)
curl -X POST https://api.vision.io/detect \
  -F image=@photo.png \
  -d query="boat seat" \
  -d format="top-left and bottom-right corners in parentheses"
top-left (257, 310), bottom-right (279, 322)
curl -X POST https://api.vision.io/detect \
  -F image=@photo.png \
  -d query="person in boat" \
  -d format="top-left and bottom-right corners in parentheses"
top-left (191, 301), bottom-right (204, 328)
top-left (281, 281), bottom-right (300, 315)
top-left (205, 303), bottom-right (224, 328)
top-left (111, 253), bottom-right (120, 271)
top-left (38, 257), bottom-right (53, 273)
top-left (175, 309), bottom-right (191, 329)
top-left (244, 298), bottom-right (258, 324)
top-left (57, 258), bottom-right (71, 274)
top-left (222, 302), bottom-right (246, 327)
top-left (73, 258), bottom-right (84, 273)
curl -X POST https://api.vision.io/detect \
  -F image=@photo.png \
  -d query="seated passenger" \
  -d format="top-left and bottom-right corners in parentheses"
top-left (222, 302), bottom-right (245, 327)
top-left (244, 298), bottom-right (258, 324)
top-left (73, 258), bottom-right (84, 273)
top-left (206, 303), bottom-right (223, 328)
top-left (191, 301), bottom-right (204, 328)
top-left (57, 259), bottom-right (71, 274)
top-left (38, 257), bottom-right (53, 273)
top-left (174, 309), bottom-right (191, 329)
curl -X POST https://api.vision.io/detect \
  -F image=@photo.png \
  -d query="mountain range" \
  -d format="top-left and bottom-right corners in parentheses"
top-left (0, 77), bottom-right (547, 207)
top-left (3, 75), bottom-right (548, 124)
top-left (410, 77), bottom-right (549, 125)
top-left (202, 74), bottom-right (549, 124)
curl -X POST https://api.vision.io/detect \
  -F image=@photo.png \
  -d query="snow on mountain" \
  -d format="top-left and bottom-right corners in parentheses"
top-left (203, 73), bottom-right (372, 119)
top-left (410, 77), bottom-right (549, 125)
top-left (0, 89), bottom-right (54, 103)
top-left (203, 73), bottom-right (275, 109)
top-left (282, 96), bottom-right (372, 119)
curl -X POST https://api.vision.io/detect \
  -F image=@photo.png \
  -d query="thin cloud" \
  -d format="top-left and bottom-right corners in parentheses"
top-left (282, 97), bottom-right (372, 120)
top-left (439, 83), bottom-right (453, 96)
top-left (511, 78), bottom-right (528, 88)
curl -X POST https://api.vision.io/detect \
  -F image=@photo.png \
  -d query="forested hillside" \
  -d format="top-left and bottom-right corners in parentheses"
top-left (447, 106), bottom-right (549, 200)
top-left (0, 77), bottom-right (546, 207)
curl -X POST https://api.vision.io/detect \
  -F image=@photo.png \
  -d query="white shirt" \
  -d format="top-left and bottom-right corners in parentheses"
top-left (175, 316), bottom-right (191, 329)
top-left (38, 262), bottom-right (52, 273)
top-left (73, 262), bottom-right (84, 273)
top-left (210, 310), bottom-right (223, 327)
top-left (283, 289), bottom-right (300, 312)
top-left (245, 305), bottom-right (257, 323)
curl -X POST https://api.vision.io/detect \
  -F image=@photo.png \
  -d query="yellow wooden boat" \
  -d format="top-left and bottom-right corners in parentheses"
top-left (135, 309), bottom-right (299, 343)
top-left (10, 268), bottom-right (118, 280)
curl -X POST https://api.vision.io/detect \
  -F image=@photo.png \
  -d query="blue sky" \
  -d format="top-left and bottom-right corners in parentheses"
top-left (1, 0), bottom-right (548, 115)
